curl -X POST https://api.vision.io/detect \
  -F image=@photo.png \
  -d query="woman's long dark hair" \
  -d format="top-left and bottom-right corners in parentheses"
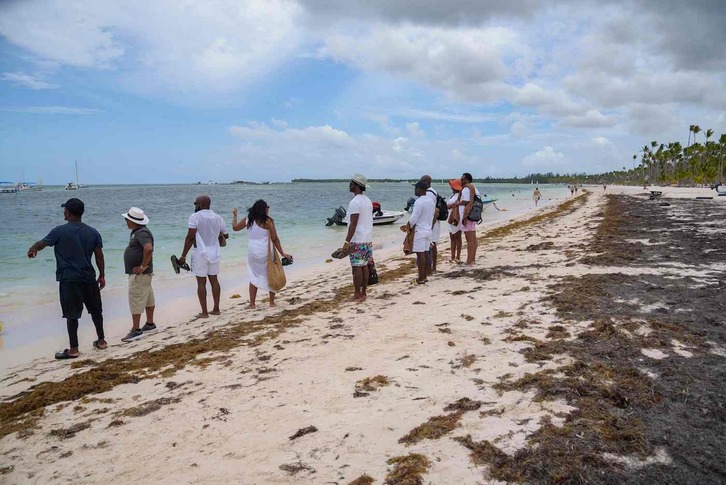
top-left (247, 199), bottom-right (272, 229)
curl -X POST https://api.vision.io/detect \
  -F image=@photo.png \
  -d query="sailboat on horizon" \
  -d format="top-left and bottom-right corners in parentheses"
top-left (65, 160), bottom-right (86, 190)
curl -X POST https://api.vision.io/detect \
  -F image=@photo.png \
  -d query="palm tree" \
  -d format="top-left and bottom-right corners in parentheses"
top-left (702, 128), bottom-right (715, 182)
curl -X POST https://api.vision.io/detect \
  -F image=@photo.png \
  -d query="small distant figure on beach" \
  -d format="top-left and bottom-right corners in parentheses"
top-left (603, 184), bottom-right (607, 191)
top-left (121, 207), bottom-right (156, 343)
top-left (420, 175), bottom-right (440, 275)
top-left (27, 198), bottom-right (107, 359)
top-left (533, 187), bottom-right (542, 207)
top-left (569, 185), bottom-right (574, 196)
top-left (232, 200), bottom-right (292, 309)
top-left (459, 173), bottom-right (480, 265)
top-left (402, 181), bottom-right (435, 284)
top-left (179, 195), bottom-right (228, 318)
top-left (343, 174), bottom-right (373, 302)
top-left (447, 178), bottom-right (463, 263)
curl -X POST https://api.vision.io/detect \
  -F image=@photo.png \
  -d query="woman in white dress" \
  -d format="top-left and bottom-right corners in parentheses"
top-left (232, 200), bottom-right (292, 308)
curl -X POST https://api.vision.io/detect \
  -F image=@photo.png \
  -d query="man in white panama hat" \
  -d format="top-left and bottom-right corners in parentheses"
top-left (343, 174), bottom-right (374, 302)
top-left (121, 207), bottom-right (157, 342)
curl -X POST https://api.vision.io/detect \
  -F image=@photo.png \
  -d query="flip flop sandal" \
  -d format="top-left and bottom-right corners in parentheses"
top-left (171, 255), bottom-right (190, 274)
top-left (413, 279), bottom-right (428, 285)
top-left (55, 349), bottom-right (79, 360)
top-left (331, 248), bottom-right (347, 259)
top-left (93, 340), bottom-right (107, 350)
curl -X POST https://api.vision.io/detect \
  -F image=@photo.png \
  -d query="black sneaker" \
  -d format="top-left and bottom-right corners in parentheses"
top-left (141, 323), bottom-right (157, 333)
top-left (121, 329), bottom-right (144, 342)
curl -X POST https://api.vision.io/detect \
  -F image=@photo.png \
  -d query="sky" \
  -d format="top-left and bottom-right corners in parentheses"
top-left (1, 0), bottom-right (725, 184)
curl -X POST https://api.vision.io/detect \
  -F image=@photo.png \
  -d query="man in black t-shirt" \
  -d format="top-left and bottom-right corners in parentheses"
top-left (121, 207), bottom-right (156, 342)
top-left (27, 198), bottom-right (107, 359)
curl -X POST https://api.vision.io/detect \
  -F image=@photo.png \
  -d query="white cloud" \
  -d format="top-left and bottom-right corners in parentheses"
top-left (592, 136), bottom-right (614, 148)
top-left (0, 0), bottom-right (304, 97)
top-left (6, 106), bottom-right (102, 115)
top-left (1, 71), bottom-right (58, 89)
top-left (322, 24), bottom-right (518, 102)
top-left (523, 146), bottom-right (566, 167)
top-left (406, 122), bottom-right (425, 137)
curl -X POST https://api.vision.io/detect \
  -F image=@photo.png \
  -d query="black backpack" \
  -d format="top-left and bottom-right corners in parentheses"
top-left (467, 194), bottom-right (484, 223)
top-left (428, 189), bottom-right (449, 221)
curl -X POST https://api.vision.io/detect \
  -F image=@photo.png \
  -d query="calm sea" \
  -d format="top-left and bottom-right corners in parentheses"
top-left (0, 182), bottom-right (568, 355)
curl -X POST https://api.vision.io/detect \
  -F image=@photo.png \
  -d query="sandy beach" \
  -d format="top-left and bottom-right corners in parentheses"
top-left (1, 185), bottom-right (725, 484)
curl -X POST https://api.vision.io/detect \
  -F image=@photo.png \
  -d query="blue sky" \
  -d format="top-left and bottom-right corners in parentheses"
top-left (1, 0), bottom-right (725, 184)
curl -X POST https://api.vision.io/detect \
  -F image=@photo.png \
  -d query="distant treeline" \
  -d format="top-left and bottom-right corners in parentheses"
top-left (292, 173), bottom-right (604, 184)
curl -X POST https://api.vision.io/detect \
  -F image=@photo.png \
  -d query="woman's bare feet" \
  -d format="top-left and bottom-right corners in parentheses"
top-left (245, 304), bottom-right (256, 309)
top-left (196, 313), bottom-right (209, 319)
top-left (209, 310), bottom-right (221, 316)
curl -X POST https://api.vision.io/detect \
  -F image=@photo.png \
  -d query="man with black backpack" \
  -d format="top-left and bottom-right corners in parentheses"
top-left (421, 175), bottom-right (447, 274)
top-left (458, 172), bottom-right (481, 266)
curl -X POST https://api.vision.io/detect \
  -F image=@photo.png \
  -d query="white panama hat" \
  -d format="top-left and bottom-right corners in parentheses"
top-left (351, 173), bottom-right (370, 189)
top-left (122, 207), bottom-right (149, 225)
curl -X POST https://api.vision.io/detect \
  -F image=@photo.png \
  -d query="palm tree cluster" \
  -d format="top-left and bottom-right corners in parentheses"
top-left (631, 125), bottom-right (726, 186)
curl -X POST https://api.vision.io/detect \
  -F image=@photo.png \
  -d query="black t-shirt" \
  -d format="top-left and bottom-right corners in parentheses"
top-left (42, 222), bottom-right (103, 282)
top-left (124, 226), bottom-right (154, 274)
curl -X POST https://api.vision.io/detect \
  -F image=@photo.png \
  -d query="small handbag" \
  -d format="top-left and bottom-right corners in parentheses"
top-left (403, 226), bottom-right (416, 255)
top-left (367, 260), bottom-right (379, 285)
top-left (267, 238), bottom-right (286, 292)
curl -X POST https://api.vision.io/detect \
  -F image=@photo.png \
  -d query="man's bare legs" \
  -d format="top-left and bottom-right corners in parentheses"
top-left (427, 243), bottom-right (438, 275)
top-left (349, 265), bottom-right (369, 302)
top-left (145, 305), bottom-right (155, 325)
top-left (208, 275), bottom-right (221, 315)
top-left (415, 252), bottom-right (427, 283)
top-left (464, 230), bottom-right (478, 265)
top-left (196, 276), bottom-right (209, 317)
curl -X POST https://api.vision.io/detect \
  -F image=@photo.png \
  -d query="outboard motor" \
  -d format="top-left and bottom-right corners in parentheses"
top-left (404, 197), bottom-right (416, 212)
top-left (326, 206), bottom-right (347, 226)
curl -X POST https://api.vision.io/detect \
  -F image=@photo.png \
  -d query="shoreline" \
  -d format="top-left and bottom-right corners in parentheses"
top-left (0, 192), bottom-right (565, 370)
top-left (2, 187), bottom-right (723, 483)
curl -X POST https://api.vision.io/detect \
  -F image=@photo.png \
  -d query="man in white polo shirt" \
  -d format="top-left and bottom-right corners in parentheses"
top-left (420, 174), bottom-right (441, 275)
top-left (178, 195), bottom-right (228, 318)
top-left (343, 174), bottom-right (373, 303)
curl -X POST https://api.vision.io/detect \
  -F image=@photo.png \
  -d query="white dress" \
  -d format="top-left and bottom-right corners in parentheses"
top-left (247, 222), bottom-right (272, 293)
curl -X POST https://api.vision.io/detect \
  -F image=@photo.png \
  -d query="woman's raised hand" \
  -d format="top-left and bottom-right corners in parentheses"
top-left (232, 208), bottom-right (238, 218)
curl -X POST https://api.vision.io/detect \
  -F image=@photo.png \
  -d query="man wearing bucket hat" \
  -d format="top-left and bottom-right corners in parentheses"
top-left (343, 174), bottom-right (374, 302)
top-left (27, 198), bottom-right (107, 360)
top-left (121, 207), bottom-right (156, 342)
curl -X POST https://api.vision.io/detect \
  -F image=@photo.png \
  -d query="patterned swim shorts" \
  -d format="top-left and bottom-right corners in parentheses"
top-left (349, 242), bottom-right (373, 267)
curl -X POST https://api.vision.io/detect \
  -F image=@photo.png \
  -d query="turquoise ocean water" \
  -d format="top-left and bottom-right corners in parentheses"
top-left (0, 182), bottom-right (568, 358)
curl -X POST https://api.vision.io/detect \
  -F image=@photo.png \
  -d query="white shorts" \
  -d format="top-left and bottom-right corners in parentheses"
top-left (431, 221), bottom-right (441, 244)
top-left (413, 232), bottom-right (432, 253)
top-left (191, 251), bottom-right (220, 277)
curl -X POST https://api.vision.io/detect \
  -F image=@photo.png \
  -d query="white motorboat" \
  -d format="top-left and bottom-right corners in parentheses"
top-left (326, 206), bottom-right (405, 226)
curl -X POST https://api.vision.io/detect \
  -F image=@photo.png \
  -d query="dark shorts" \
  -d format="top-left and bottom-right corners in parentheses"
top-left (59, 281), bottom-right (103, 319)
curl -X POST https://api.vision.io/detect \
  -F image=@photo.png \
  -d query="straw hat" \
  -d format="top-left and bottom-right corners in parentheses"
top-left (122, 207), bottom-right (149, 225)
top-left (351, 173), bottom-right (370, 189)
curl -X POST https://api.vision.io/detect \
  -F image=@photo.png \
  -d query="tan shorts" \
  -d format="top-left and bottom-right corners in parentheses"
top-left (128, 274), bottom-right (155, 314)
